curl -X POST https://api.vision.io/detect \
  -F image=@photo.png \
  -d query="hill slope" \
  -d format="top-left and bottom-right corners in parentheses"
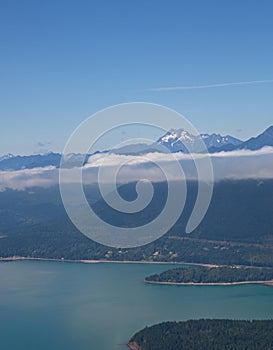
top-left (129, 319), bottom-right (273, 350)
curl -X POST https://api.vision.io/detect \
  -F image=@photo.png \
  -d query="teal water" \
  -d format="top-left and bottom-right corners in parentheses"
top-left (0, 261), bottom-right (273, 350)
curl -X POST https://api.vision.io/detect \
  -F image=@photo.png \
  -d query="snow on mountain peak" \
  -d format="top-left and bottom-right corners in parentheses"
top-left (160, 129), bottom-right (195, 143)
top-left (157, 129), bottom-right (243, 153)
top-left (0, 153), bottom-right (14, 162)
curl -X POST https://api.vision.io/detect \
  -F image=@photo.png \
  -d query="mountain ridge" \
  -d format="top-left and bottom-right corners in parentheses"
top-left (1, 126), bottom-right (273, 170)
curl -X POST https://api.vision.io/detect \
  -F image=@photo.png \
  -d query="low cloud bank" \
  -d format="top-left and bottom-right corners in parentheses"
top-left (1, 147), bottom-right (273, 190)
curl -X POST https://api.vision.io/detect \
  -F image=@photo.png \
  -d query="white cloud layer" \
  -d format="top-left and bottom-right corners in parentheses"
top-left (1, 147), bottom-right (273, 190)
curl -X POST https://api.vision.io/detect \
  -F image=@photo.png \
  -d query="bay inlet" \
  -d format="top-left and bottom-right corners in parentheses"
top-left (1, 261), bottom-right (273, 350)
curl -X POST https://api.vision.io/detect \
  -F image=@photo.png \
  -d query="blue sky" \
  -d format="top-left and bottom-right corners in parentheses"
top-left (0, 0), bottom-right (272, 155)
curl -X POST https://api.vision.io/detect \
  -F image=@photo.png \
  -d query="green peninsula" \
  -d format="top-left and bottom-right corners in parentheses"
top-left (145, 266), bottom-right (273, 285)
top-left (128, 319), bottom-right (273, 350)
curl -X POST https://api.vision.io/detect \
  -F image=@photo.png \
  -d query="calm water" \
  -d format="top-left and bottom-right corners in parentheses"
top-left (0, 261), bottom-right (273, 350)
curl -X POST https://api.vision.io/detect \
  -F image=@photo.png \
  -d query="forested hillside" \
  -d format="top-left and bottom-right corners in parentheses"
top-left (145, 266), bottom-right (273, 284)
top-left (129, 319), bottom-right (273, 350)
top-left (1, 180), bottom-right (273, 267)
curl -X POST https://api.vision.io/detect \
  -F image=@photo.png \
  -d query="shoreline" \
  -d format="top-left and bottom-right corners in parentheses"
top-left (0, 256), bottom-right (220, 268)
top-left (1, 257), bottom-right (273, 276)
top-left (127, 342), bottom-right (141, 350)
top-left (2, 256), bottom-right (273, 286)
top-left (144, 279), bottom-right (273, 287)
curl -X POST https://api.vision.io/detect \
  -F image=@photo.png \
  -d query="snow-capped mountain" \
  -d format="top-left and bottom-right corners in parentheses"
top-left (210, 126), bottom-right (273, 153)
top-left (0, 153), bottom-right (14, 162)
top-left (157, 129), bottom-right (243, 153)
top-left (200, 133), bottom-right (243, 149)
top-left (157, 129), bottom-right (195, 153)
top-left (0, 152), bottom-right (62, 171)
top-left (1, 126), bottom-right (273, 171)
top-left (0, 152), bottom-right (93, 171)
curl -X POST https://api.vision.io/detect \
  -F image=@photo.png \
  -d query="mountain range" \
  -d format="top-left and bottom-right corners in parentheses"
top-left (156, 129), bottom-right (243, 153)
top-left (1, 126), bottom-right (273, 171)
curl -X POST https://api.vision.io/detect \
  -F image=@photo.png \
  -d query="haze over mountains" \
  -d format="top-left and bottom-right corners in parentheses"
top-left (0, 126), bottom-right (273, 171)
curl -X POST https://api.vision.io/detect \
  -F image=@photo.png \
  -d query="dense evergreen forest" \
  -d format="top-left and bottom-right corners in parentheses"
top-left (129, 319), bottom-right (273, 350)
top-left (145, 266), bottom-right (273, 284)
top-left (2, 222), bottom-right (273, 267)
top-left (1, 180), bottom-right (273, 267)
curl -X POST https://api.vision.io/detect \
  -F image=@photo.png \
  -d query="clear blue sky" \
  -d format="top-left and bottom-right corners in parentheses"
top-left (0, 0), bottom-right (272, 154)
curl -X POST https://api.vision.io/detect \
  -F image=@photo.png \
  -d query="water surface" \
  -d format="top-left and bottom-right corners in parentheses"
top-left (0, 261), bottom-right (273, 350)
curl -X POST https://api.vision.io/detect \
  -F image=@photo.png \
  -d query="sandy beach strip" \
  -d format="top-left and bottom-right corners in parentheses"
top-left (0, 256), bottom-right (220, 268)
top-left (127, 341), bottom-right (141, 350)
top-left (144, 279), bottom-right (273, 286)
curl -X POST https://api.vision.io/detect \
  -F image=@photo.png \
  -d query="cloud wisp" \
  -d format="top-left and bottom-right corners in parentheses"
top-left (148, 79), bottom-right (273, 92)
